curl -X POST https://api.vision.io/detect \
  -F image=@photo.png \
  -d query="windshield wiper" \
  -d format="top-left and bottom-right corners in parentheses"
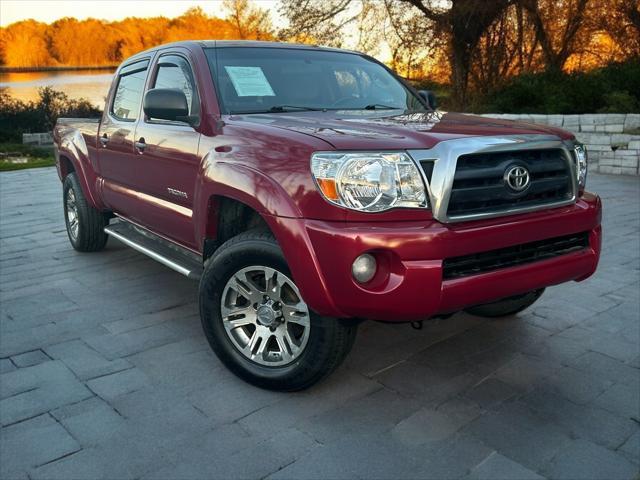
top-left (363, 104), bottom-right (402, 110)
top-left (228, 106), bottom-right (324, 115)
top-left (268, 105), bottom-right (324, 112)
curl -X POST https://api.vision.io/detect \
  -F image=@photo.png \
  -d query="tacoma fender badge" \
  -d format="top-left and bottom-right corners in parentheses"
top-left (167, 188), bottom-right (188, 199)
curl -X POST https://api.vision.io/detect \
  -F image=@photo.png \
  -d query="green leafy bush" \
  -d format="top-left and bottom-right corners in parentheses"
top-left (599, 91), bottom-right (640, 113)
top-left (0, 87), bottom-right (101, 142)
top-left (410, 59), bottom-right (640, 113)
top-left (475, 59), bottom-right (640, 114)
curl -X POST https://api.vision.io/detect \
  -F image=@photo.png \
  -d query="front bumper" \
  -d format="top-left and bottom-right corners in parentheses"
top-left (274, 193), bottom-right (602, 322)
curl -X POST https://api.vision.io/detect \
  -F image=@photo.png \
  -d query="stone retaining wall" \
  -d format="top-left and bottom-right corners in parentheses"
top-left (22, 132), bottom-right (54, 146)
top-left (481, 113), bottom-right (640, 176)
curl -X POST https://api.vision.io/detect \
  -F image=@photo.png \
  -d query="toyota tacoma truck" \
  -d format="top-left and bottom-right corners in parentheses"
top-left (54, 41), bottom-right (601, 391)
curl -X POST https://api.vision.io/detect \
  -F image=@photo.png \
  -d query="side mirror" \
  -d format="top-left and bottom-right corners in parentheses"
top-left (143, 88), bottom-right (189, 122)
top-left (418, 90), bottom-right (438, 110)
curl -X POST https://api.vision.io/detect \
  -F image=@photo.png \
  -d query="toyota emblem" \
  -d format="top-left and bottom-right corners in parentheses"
top-left (504, 165), bottom-right (531, 192)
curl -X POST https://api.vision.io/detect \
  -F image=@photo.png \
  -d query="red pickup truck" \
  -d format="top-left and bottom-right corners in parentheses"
top-left (54, 41), bottom-right (601, 390)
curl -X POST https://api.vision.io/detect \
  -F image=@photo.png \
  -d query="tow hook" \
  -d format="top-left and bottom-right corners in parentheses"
top-left (411, 321), bottom-right (423, 330)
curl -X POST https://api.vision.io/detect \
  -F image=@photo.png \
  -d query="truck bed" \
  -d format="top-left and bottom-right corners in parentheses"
top-left (55, 117), bottom-right (100, 135)
top-left (54, 117), bottom-right (102, 152)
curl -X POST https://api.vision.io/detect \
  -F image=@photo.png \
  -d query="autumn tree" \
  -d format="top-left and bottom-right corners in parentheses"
top-left (0, 0), bottom-right (274, 68)
top-left (278, 0), bottom-right (360, 46)
top-left (597, 0), bottom-right (640, 59)
top-left (1, 0), bottom-right (637, 110)
top-left (223, 0), bottom-right (273, 40)
top-left (165, 7), bottom-right (235, 42)
top-left (48, 17), bottom-right (117, 66)
top-left (520, 0), bottom-right (592, 71)
top-left (0, 20), bottom-right (53, 68)
top-left (112, 16), bottom-right (171, 60)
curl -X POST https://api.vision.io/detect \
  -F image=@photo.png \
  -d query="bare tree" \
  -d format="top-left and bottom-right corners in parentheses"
top-left (403, 0), bottom-right (514, 107)
top-left (279, 0), bottom-right (513, 107)
top-left (383, 0), bottom-right (442, 79)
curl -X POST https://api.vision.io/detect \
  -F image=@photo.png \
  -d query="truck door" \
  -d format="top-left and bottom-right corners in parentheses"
top-left (98, 59), bottom-right (151, 222)
top-left (131, 52), bottom-right (202, 250)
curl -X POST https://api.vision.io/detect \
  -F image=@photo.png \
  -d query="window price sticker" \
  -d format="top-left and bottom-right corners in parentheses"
top-left (225, 66), bottom-right (275, 97)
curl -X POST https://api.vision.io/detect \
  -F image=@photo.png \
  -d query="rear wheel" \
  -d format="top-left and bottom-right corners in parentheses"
top-left (199, 230), bottom-right (357, 391)
top-left (63, 173), bottom-right (108, 252)
top-left (465, 289), bottom-right (544, 318)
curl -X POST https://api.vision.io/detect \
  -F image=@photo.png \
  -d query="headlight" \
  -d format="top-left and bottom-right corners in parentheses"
top-left (574, 144), bottom-right (588, 190)
top-left (311, 152), bottom-right (427, 212)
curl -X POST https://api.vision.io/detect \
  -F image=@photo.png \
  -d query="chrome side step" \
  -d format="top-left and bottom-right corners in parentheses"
top-left (105, 220), bottom-right (203, 280)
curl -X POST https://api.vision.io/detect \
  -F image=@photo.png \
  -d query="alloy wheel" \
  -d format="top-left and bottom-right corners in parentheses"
top-left (220, 266), bottom-right (310, 366)
top-left (66, 187), bottom-right (79, 240)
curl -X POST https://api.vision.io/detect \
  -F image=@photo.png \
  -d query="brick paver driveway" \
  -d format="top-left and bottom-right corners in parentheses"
top-left (1, 168), bottom-right (638, 480)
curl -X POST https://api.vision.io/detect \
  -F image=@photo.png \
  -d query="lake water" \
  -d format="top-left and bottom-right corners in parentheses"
top-left (0, 69), bottom-right (116, 108)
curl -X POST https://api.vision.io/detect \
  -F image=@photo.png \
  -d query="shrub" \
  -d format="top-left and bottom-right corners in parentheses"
top-left (475, 59), bottom-right (640, 114)
top-left (599, 91), bottom-right (640, 113)
top-left (409, 59), bottom-right (640, 114)
top-left (0, 87), bottom-right (101, 142)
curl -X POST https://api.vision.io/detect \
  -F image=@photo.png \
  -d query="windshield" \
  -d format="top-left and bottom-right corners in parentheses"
top-left (206, 47), bottom-right (427, 115)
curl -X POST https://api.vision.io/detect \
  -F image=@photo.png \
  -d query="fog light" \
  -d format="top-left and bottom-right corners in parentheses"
top-left (352, 253), bottom-right (377, 283)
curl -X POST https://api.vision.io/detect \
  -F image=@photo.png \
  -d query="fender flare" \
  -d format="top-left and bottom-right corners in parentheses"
top-left (193, 156), bottom-right (303, 243)
top-left (193, 157), bottom-right (343, 316)
top-left (56, 129), bottom-right (104, 210)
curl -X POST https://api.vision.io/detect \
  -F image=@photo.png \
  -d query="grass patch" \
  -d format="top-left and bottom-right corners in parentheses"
top-left (0, 143), bottom-right (55, 172)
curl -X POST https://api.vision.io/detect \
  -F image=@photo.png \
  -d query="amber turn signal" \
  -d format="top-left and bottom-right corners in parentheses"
top-left (316, 178), bottom-right (339, 201)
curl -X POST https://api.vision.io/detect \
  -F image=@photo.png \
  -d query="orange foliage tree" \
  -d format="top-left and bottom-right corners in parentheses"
top-left (0, 1), bottom-right (273, 68)
top-left (0, 19), bottom-right (53, 68)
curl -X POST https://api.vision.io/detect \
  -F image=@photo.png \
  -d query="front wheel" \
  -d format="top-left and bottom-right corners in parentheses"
top-left (63, 173), bottom-right (108, 252)
top-left (199, 230), bottom-right (357, 391)
top-left (465, 289), bottom-right (545, 318)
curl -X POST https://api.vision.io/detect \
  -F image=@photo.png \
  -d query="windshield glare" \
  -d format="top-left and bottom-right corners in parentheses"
top-left (206, 47), bottom-right (426, 115)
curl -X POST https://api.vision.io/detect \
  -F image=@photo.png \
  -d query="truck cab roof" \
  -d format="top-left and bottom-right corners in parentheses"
top-left (125, 40), bottom-right (355, 64)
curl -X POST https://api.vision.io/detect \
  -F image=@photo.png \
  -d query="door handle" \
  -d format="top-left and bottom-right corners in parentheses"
top-left (99, 134), bottom-right (108, 147)
top-left (134, 138), bottom-right (146, 152)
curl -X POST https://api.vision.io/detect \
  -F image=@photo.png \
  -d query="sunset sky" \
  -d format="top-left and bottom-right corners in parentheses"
top-left (0, 0), bottom-right (281, 27)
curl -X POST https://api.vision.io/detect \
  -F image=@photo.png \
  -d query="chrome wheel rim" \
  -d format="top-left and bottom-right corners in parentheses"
top-left (66, 188), bottom-right (79, 241)
top-left (221, 266), bottom-right (311, 367)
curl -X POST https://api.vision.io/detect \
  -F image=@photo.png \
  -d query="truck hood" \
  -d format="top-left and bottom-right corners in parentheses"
top-left (229, 110), bottom-right (574, 150)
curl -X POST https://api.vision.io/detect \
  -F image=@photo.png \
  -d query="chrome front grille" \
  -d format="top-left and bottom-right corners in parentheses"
top-left (446, 149), bottom-right (573, 217)
top-left (408, 135), bottom-right (578, 223)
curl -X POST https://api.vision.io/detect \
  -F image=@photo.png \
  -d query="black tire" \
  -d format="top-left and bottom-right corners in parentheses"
top-left (199, 230), bottom-right (357, 391)
top-left (465, 289), bottom-right (545, 318)
top-left (63, 173), bottom-right (108, 252)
